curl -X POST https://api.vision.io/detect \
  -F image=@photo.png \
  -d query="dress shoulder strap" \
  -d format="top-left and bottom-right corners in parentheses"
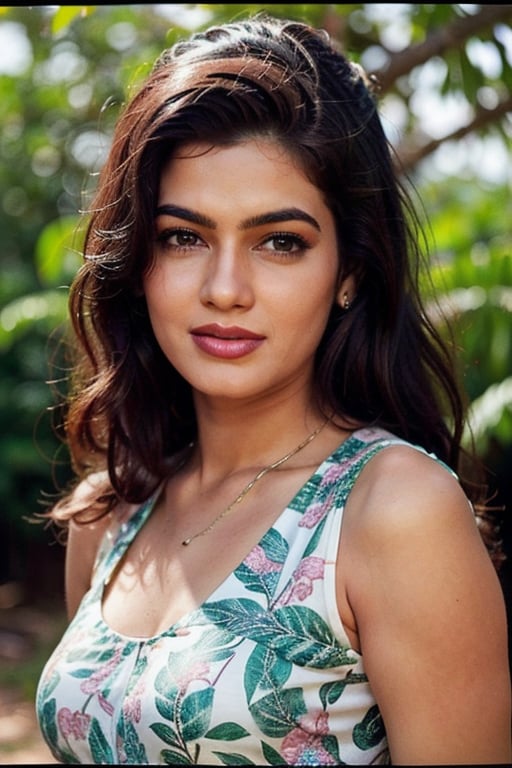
top-left (90, 491), bottom-right (161, 589)
top-left (322, 427), bottom-right (458, 565)
top-left (337, 427), bottom-right (457, 488)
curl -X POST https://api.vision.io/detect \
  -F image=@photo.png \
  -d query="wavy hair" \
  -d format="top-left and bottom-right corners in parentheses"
top-left (47, 14), bottom-right (492, 546)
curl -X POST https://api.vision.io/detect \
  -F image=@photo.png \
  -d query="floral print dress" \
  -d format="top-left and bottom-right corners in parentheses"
top-left (36, 427), bottom-right (452, 765)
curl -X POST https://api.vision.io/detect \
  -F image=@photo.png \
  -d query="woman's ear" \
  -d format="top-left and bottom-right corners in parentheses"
top-left (336, 274), bottom-right (356, 310)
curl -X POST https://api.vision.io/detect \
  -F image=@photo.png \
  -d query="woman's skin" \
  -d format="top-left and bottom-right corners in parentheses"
top-left (65, 138), bottom-right (511, 765)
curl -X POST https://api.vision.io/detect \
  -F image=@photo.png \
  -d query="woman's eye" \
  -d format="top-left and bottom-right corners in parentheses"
top-left (155, 228), bottom-right (203, 250)
top-left (261, 233), bottom-right (310, 255)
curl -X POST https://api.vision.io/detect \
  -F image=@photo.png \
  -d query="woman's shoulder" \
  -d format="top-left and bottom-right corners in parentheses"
top-left (65, 472), bottom-right (143, 551)
top-left (340, 434), bottom-right (491, 647)
top-left (52, 470), bottom-right (137, 526)
top-left (336, 427), bottom-right (458, 492)
top-left (344, 434), bottom-right (473, 545)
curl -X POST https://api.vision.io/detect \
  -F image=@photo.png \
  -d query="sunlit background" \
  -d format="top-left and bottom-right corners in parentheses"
top-left (0, 4), bottom-right (511, 761)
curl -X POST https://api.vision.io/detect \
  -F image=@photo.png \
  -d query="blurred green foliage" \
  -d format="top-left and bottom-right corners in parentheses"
top-left (0, 4), bottom-right (511, 594)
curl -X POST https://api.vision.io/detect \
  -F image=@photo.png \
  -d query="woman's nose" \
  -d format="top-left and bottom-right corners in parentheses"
top-left (199, 249), bottom-right (255, 310)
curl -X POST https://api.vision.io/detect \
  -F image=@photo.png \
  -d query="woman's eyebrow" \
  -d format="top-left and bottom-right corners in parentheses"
top-left (240, 208), bottom-right (321, 231)
top-left (155, 204), bottom-right (216, 228)
top-left (155, 204), bottom-right (321, 232)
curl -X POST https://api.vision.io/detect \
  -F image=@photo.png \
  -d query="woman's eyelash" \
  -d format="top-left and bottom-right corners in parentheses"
top-left (154, 228), bottom-right (312, 254)
top-left (155, 228), bottom-right (199, 247)
top-left (262, 232), bottom-right (312, 252)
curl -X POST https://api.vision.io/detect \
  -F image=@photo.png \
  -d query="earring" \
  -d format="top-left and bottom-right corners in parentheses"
top-left (342, 292), bottom-right (350, 310)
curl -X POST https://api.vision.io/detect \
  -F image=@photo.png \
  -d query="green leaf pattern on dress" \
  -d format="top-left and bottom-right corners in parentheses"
top-left (36, 431), bottom-right (398, 764)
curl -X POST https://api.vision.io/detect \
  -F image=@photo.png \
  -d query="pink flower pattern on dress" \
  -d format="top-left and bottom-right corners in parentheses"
top-left (57, 707), bottom-right (91, 740)
top-left (80, 646), bottom-right (123, 695)
top-left (299, 460), bottom-right (357, 530)
top-left (299, 501), bottom-right (329, 529)
top-left (245, 544), bottom-right (282, 574)
top-left (37, 429), bottom-right (395, 765)
top-left (122, 695), bottom-right (141, 724)
top-left (122, 678), bottom-right (145, 723)
top-left (321, 463), bottom-right (349, 486)
top-left (98, 692), bottom-right (115, 716)
top-left (276, 556), bottom-right (324, 607)
top-left (281, 710), bottom-right (337, 765)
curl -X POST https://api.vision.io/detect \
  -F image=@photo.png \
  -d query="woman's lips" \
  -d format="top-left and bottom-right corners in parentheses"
top-left (190, 324), bottom-right (265, 359)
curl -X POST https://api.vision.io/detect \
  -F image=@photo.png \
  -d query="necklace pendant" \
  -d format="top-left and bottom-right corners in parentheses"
top-left (182, 537), bottom-right (192, 546)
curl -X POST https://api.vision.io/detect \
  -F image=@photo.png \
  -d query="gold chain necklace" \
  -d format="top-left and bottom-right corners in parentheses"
top-left (182, 419), bottom-right (327, 546)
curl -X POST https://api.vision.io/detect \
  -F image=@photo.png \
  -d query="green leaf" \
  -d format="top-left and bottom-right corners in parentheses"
top-left (319, 671), bottom-right (368, 708)
top-left (270, 605), bottom-right (355, 667)
top-left (154, 666), bottom-right (180, 701)
top-left (155, 693), bottom-right (176, 722)
top-left (244, 644), bottom-right (291, 703)
top-left (322, 733), bottom-right (342, 763)
top-left (259, 526), bottom-right (289, 562)
top-left (69, 667), bottom-right (95, 679)
top-left (88, 717), bottom-right (115, 763)
top-left (161, 748), bottom-right (193, 765)
top-left (150, 721), bottom-right (182, 748)
top-left (97, 647), bottom-right (119, 663)
top-left (205, 722), bottom-right (251, 741)
top-left (200, 599), bottom-right (355, 668)
top-left (320, 679), bottom-right (345, 708)
top-left (352, 704), bottom-right (386, 750)
top-left (212, 751), bottom-right (257, 765)
top-left (181, 688), bottom-right (214, 741)
top-left (235, 561), bottom-right (279, 598)
top-left (40, 698), bottom-right (58, 749)
top-left (118, 720), bottom-right (148, 764)
top-left (39, 671), bottom-right (60, 702)
top-left (465, 376), bottom-right (512, 452)
top-left (303, 515), bottom-right (328, 557)
top-left (249, 687), bottom-right (307, 737)
top-left (261, 740), bottom-right (285, 765)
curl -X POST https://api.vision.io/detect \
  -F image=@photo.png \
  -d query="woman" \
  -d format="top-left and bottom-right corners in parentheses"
top-left (36, 13), bottom-right (511, 765)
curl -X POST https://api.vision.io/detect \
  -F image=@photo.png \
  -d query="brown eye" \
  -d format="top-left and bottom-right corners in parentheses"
top-left (155, 228), bottom-right (204, 250)
top-left (173, 230), bottom-right (199, 247)
top-left (271, 235), bottom-right (296, 252)
top-left (257, 232), bottom-right (311, 257)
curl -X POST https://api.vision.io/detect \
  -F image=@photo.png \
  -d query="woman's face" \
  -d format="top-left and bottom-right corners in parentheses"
top-left (144, 138), bottom-right (348, 409)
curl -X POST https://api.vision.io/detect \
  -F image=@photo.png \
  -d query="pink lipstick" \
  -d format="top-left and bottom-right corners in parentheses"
top-left (190, 324), bottom-right (265, 359)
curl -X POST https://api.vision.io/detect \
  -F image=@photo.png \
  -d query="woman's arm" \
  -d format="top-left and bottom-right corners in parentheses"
top-left (62, 473), bottom-right (122, 621)
top-left (341, 445), bottom-right (511, 765)
top-left (65, 514), bottom-right (113, 620)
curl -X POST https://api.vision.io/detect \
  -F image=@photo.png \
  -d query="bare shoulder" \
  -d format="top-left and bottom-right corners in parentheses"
top-left (341, 442), bottom-right (492, 621)
top-left (340, 442), bottom-right (489, 647)
top-left (345, 442), bottom-right (475, 541)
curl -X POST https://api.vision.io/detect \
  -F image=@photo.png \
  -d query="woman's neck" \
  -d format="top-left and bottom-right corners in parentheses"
top-left (187, 393), bottom-right (345, 488)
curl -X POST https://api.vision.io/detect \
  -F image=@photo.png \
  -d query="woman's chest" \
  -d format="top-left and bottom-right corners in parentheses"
top-left (38, 599), bottom-right (375, 766)
top-left (101, 470), bottom-right (323, 638)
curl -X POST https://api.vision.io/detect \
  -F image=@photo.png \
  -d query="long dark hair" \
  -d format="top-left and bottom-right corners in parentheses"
top-left (48, 14), bottom-right (491, 540)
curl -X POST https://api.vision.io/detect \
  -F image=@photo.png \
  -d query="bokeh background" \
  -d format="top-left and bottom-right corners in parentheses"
top-left (1, 3), bottom-right (511, 760)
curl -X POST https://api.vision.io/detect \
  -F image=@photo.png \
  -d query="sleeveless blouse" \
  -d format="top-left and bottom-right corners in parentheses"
top-left (36, 427), bottom-right (453, 765)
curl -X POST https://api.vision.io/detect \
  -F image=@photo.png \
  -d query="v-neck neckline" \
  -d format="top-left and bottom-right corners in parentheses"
top-left (91, 428), bottom-right (381, 642)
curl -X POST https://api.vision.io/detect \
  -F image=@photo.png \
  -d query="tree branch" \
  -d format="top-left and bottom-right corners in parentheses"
top-left (374, 5), bottom-right (512, 93)
top-left (397, 95), bottom-right (512, 173)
